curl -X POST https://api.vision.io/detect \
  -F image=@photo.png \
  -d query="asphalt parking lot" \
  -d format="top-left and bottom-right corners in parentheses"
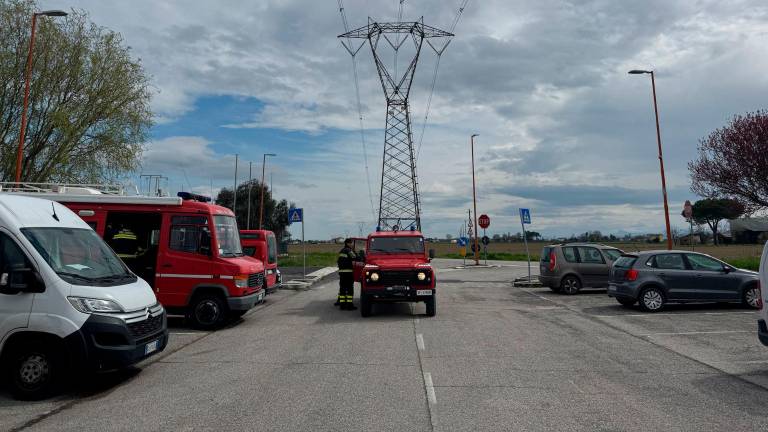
top-left (2, 260), bottom-right (768, 431)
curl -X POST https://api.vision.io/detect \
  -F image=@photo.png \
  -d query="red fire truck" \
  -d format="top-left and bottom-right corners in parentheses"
top-left (240, 230), bottom-right (281, 293)
top-left (9, 185), bottom-right (265, 329)
top-left (353, 229), bottom-right (436, 317)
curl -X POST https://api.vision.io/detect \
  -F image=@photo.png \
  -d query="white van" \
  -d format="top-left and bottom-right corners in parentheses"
top-left (0, 195), bottom-right (167, 400)
top-left (758, 242), bottom-right (768, 345)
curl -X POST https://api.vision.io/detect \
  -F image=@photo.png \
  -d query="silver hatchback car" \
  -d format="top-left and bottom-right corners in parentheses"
top-left (539, 243), bottom-right (624, 294)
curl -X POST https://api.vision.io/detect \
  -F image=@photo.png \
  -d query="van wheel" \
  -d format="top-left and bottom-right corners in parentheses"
top-left (188, 294), bottom-right (227, 330)
top-left (425, 296), bottom-right (436, 317)
top-left (360, 295), bottom-right (373, 317)
top-left (743, 284), bottom-right (761, 309)
top-left (639, 287), bottom-right (665, 312)
top-left (5, 341), bottom-right (62, 400)
top-left (560, 276), bottom-right (581, 295)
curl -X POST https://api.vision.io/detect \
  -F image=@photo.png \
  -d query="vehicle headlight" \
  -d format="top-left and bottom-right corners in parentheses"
top-left (417, 272), bottom-right (427, 281)
top-left (370, 272), bottom-right (380, 282)
top-left (234, 274), bottom-right (249, 288)
top-left (67, 297), bottom-right (123, 314)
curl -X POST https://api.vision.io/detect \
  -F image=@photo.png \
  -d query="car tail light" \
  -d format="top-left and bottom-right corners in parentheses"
top-left (548, 250), bottom-right (556, 272)
top-left (626, 269), bottom-right (639, 281)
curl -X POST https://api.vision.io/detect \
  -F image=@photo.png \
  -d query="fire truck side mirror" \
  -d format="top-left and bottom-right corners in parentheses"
top-left (428, 249), bottom-right (435, 259)
top-left (357, 250), bottom-right (365, 261)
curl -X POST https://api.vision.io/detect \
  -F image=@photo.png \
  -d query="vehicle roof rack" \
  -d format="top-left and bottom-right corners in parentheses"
top-left (0, 182), bottom-right (124, 195)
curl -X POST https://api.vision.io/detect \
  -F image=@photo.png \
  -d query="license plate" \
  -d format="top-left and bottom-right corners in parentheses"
top-left (608, 285), bottom-right (617, 292)
top-left (257, 291), bottom-right (265, 301)
top-left (387, 285), bottom-right (408, 291)
top-left (145, 340), bottom-right (159, 355)
top-left (417, 290), bottom-right (433, 296)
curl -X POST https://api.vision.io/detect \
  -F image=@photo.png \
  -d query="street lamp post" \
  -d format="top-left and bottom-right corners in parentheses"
top-left (629, 69), bottom-right (673, 250)
top-left (15, 10), bottom-right (68, 185)
top-left (470, 134), bottom-right (480, 265)
top-left (259, 153), bottom-right (277, 230)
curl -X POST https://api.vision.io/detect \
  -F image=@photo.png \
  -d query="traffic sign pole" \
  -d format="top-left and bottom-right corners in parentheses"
top-left (302, 215), bottom-right (305, 279)
top-left (519, 209), bottom-right (531, 282)
top-left (483, 228), bottom-right (488, 265)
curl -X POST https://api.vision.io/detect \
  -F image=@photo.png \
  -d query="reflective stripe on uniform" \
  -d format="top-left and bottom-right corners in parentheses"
top-left (339, 269), bottom-right (353, 273)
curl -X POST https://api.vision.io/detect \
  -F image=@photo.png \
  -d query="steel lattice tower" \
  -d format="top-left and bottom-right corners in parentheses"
top-left (340, 19), bottom-right (453, 231)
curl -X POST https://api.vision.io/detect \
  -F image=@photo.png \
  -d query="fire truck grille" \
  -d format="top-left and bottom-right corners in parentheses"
top-left (128, 313), bottom-right (164, 339)
top-left (380, 271), bottom-right (415, 286)
top-left (248, 272), bottom-right (264, 288)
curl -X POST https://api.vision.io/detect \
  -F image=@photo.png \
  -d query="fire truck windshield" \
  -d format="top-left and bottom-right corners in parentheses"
top-left (214, 215), bottom-right (243, 257)
top-left (369, 236), bottom-right (425, 254)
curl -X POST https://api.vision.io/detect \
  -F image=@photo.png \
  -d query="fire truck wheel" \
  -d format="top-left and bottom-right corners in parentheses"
top-left (188, 294), bottom-right (227, 330)
top-left (425, 296), bottom-right (436, 317)
top-left (360, 295), bottom-right (373, 318)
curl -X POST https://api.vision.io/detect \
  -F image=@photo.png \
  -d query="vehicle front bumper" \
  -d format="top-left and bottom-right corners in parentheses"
top-left (64, 312), bottom-right (169, 371)
top-left (228, 288), bottom-right (265, 311)
top-left (758, 319), bottom-right (768, 346)
top-left (363, 285), bottom-right (435, 302)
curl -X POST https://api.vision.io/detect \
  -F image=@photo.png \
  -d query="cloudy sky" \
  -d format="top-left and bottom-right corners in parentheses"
top-left (40, 0), bottom-right (768, 240)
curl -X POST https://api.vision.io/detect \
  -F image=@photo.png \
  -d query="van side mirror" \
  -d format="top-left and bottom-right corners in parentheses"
top-left (199, 230), bottom-right (212, 256)
top-left (429, 249), bottom-right (436, 259)
top-left (0, 268), bottom-right (44, 295)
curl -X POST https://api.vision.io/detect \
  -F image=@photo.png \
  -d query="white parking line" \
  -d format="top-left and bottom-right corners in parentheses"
top-left (640, 330), bottom-right (754, 337)
top-left (416, 334), bottom-right (425, 351)
top-left (423, 372), bottom-right (437, 405)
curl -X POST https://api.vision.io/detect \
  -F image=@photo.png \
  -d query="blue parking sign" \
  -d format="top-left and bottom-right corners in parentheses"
top-left (519, 208), bottom-right (531, 224)
top-left (288, 208), bottom-right (303, 224)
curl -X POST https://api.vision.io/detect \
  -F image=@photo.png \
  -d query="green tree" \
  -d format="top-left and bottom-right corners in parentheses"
top-left (215, 180), bottom-right (293, 242)
top-left (692, 198), bottom-right (745, 245)
top-left (0, 0), bottom-right (152, 182)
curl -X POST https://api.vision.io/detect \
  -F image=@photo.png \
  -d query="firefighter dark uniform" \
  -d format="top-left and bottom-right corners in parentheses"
top-left (111, 228), bottom-right (139, 259)
top-left (337, 240), bottom-right (357, 310)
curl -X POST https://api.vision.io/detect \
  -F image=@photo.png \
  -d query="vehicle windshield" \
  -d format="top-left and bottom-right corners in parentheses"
top-left (214, 215), bottom-right (243, 257)
top-left (368, 236), bottom-right (425, 254)
top-left (21, 228), bottom-right (134, 285)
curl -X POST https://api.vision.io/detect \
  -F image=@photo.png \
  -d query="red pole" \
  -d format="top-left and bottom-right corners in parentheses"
top-left (15, 13), bottom-right (38, 185)
top-left (471, 134), bottom-right (479, 265)
top-left (650, 72), bottom-right (673, 251)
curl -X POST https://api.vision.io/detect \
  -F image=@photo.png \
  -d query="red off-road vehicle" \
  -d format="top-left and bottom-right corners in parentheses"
top-left (353, 230), bottom-right (436, 317)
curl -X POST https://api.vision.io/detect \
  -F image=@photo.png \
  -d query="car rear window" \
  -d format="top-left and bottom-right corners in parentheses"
top-left (614, 256), bottom-right (637, 269)
top-left (602, 249), bottom-right (622, 261)
top-left (540, 247), bottom-right (552, 263)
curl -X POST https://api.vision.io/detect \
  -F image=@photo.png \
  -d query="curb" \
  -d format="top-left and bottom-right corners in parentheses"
top-left (511, 276), bottom-right (543, 288)
top-left (281, 267), bottom-right (338, 291)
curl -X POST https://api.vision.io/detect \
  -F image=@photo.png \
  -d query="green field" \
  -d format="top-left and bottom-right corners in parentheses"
top-left (283, 241), bottom-right (764, 270)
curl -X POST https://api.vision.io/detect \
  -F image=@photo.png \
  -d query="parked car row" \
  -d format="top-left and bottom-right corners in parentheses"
top-left (539, 242), bottom-right (761, 312)
top-left (0, 185), bottom-right (281, 400)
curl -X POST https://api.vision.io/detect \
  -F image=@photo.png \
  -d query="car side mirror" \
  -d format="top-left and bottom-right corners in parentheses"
top-left (429, 249), bottom-right (436, 259)
top-left (722, 266), bottom-right (733, 274)
top-left (199, 231), bottom-right (212, 256)
top-left (0, 268), bottom-right (44, 295)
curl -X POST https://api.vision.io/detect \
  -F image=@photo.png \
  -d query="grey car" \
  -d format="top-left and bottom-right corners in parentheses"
top-left (607, 250), bottom-right (760, 312)
top-left (539, 243), bottom-right (624, 294)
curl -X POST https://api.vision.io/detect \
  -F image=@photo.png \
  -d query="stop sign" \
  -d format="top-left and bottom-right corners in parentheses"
top-left (478, 214), bottom-right (490, 229)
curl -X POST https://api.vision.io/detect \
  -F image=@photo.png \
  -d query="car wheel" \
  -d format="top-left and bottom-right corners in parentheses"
top-left (425, 296), bottom-right (436, 317)
top-left (617, 298), bottom-right (636, 308)
top-left (639, 287), bottom-right (665, 312)
top-left (560, 276), bottom-right (581, 295)
top-left (742, 284), bottom-right (761, 309)
top-left (360, 295), bottom-right (373, 318)
top-left (5, 341), bottom-right (62, 400)
top-left (188, 294), bottom-right (227, 330)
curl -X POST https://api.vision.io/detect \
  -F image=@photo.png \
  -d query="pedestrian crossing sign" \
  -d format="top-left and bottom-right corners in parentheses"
top-left (288, 208), bottom-right (303, 224)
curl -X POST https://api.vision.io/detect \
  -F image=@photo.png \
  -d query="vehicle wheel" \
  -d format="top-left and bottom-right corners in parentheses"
top-left (188, 294), bottom-right (227, 330)
top-left (638, 287), bottom-right (665, 312)
top-left (360, 295), bottom-right (372, 318)
top-left (425, 296), bottom-right (436, 317)
top-left (560, 276), bottom-right (581, 295)
top-left (742, 284), bottom-right (761, 309)
top-left (617, 298), bottom-right (636, 308)
top-left (5, 341), bottom-right (62, 400)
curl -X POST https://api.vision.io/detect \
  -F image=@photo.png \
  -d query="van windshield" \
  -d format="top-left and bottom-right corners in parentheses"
top-left (369, 236), bottom-right (425, 254)
top-left (214, 215), bottom-right (243, 257)
top-left (21, 228), bottom-right (135, 285)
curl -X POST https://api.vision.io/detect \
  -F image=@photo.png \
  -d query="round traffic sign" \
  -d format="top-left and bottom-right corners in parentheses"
top-left (482, 235), bottom-right (490, 246)
top-left (478, 214), bottom-right (490, 229)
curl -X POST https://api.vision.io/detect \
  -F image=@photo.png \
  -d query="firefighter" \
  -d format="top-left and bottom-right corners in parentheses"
top-left (336, 238), bottom-right (357, 310)
top-left (111, 226), bottom-right (140, 259)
